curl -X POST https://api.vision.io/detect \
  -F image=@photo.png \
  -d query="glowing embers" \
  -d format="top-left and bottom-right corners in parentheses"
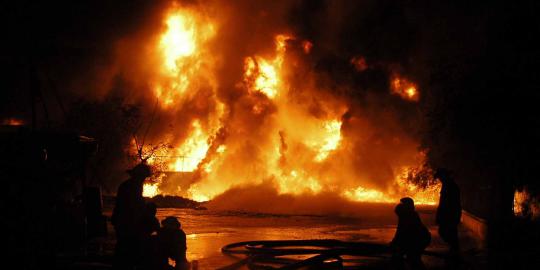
top-left (155, 7), bottom-right (216, 106)
top-left (391, 75), bottom-right (419, 102)
top-left (170, 120), bottom-right (210, 172)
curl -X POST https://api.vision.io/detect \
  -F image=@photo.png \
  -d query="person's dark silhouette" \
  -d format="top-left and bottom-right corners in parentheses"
top-left (111, 163), bottom-right (152, 269)
top-left (140, 202), bottom-right (160, 236)
top-left (153, 216), bottom-right (189, 270)
top-left (400, 197), bottom-right (415, 209)
top-left (434, 168), bottom-right (461, 255)
top-left (139, 201), bottom-right (161, 268)
top-left (391, 197), bottom-right (431, 270)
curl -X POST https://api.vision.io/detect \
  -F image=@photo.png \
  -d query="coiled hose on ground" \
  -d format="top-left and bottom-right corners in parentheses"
top-left (219, 239), bottom-right (443, 269)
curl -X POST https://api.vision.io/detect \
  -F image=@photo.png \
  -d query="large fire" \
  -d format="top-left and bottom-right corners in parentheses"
top-left (134, 3), bottom-right (439, 206)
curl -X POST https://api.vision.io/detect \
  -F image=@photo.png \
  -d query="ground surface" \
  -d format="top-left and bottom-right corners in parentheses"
top-left (59, 206), bottom-right (485, 269)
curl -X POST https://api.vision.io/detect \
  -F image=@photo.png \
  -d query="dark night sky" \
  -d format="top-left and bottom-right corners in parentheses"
top-left (0, 0), bottom-right (157, 117)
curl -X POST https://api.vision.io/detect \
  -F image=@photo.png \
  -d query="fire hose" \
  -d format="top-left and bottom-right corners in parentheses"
top-left (218, 239), bottom-right (444, 269)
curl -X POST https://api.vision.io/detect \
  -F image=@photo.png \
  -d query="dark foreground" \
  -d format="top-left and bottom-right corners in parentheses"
top-left (56, 205), bottom-right (490, 269)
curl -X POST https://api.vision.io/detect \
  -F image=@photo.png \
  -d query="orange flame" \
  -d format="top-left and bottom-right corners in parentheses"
top-left (391, 75), bottom-right (419, 102)
top-left (243, 35), bottom-right (291, 99)
top-left (160, 13), bottom-right (197, 72)
top-left (154, 7), bottom-right (216, 107)
top-left (244, 56), bottom-right (280, 98)
top-left (311, 120), bottom-right (342, 162)
top-left (170, 120), bottom-right (210, 172)
top-left (343, 167), bottom-right (440, 205)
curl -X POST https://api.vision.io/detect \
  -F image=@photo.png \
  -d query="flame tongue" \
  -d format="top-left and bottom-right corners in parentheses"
top-left (160, 13), bottom-right (196, 72)
top-left (153, 7), bottom-right (216, 107)
top-left (170, 121), bottom-right (210, 172)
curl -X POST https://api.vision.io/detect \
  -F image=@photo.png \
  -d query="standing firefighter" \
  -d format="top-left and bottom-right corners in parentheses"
top-left (434, 168), bottom-right (462, 256)
top-left (111, 163), bottom-right (152, 269)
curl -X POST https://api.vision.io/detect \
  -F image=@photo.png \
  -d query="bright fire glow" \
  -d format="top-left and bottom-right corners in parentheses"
top-left (149, 6), bottom-right (219, 174)
top-left (278, 170), bottom-right (323, 194)
top-left (313, 120), bottom-right (342, 162)
top-left (243, 35), bottom-right (290, 99)
top-left (154, 7), bottom-right (216, 106)
top-left (143, 183), bottom-right (160, 198)
top-left (170, 121), bottom-right (210, 172)
top-left (391, 76), bottom-right (419, 102)
top-left (160, 13), bottom-right (196, 72)
top-left (343, 167), bottom-right (441, 205)
top-left (244, 57), bottom-right (279, 98)
top-left (188, 184), bottom-right (211, 202)
top-left (343, 186), bottom-right (389, 203)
